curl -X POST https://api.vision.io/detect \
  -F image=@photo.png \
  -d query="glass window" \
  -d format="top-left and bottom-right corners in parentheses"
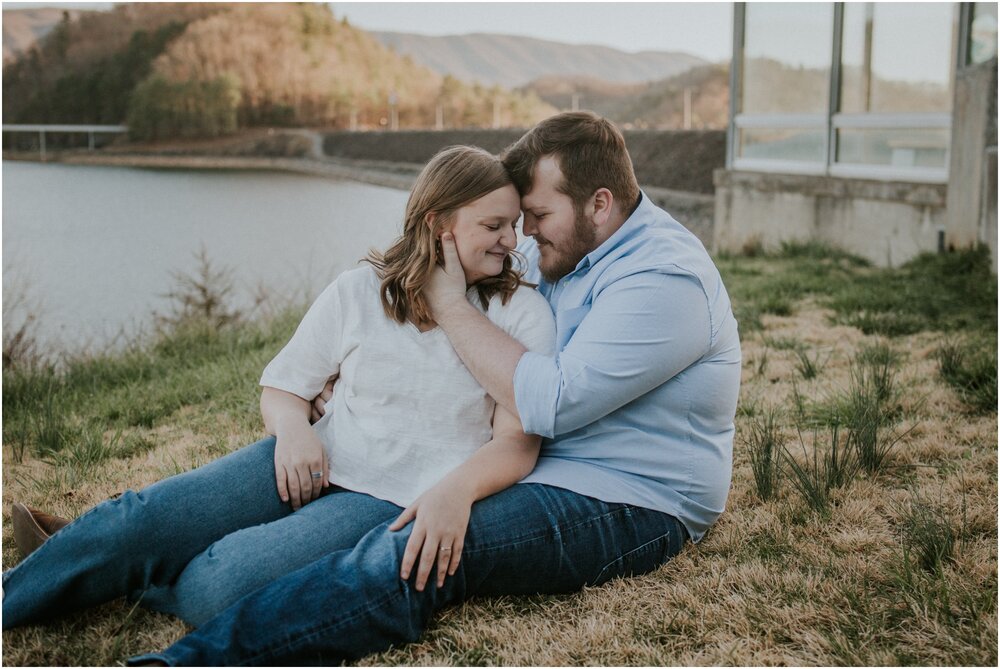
top-left (742, 3), bottom-right (833, 114)
top-left (840, 3), bottom-right (956, 114)
top-left (970, 2), bottom-right (999, 64)
top-left (836, 128), bottom-right (949, 169)
top-left (731, 2), bottom-right (960, 181)
top-left (740, 128), bottom-right (827, 163)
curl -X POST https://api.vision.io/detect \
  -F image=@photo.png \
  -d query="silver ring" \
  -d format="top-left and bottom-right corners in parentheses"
top-left (310, 471), bottom-right (323, 479)
top-left (440, 546), bottom-right (453, 553)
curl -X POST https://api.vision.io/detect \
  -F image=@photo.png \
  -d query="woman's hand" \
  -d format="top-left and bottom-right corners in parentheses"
top-left (389, 479), bottom-right (475, 591)
top-left (309, 376), bottom-right (337, 424)
top-left (273, 418), bottom-right (329, 510)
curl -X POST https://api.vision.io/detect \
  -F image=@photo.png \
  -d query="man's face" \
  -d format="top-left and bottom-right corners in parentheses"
top-left (520, 156), bottom-right (596, 283)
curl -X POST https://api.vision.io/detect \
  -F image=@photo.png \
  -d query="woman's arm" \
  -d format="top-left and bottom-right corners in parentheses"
top-left (389, 404), bottom-right (541, 591)
top-left (261, 386), bottom-right (330, 510)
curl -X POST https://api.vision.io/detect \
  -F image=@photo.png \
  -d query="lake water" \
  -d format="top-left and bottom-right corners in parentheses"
top-left (2, 161), bottom-right (410, 354)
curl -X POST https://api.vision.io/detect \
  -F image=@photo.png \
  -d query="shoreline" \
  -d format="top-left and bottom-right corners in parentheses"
top-left (4, 147), bottom-right (716, 244)
top-left (5, 151), bottom-right (420, 192)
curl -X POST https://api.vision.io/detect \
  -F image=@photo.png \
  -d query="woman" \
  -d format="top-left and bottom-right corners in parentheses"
top-left (2, 146), bottom-right (555, 629)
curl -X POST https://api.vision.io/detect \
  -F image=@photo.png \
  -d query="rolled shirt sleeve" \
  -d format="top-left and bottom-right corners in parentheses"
top-left (513, 271), bottom-right (712, 439)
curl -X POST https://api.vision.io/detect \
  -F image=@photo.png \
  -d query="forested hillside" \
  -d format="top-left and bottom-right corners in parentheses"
top-left (3, 3), bottom-right (554, 140)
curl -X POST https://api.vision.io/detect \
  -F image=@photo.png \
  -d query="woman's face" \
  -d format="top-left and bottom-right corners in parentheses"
top-left (444, 184), bottom-right (521, 285)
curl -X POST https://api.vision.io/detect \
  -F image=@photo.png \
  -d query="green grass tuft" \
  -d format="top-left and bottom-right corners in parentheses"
top-left (776, 240), bottom-right (871, 267)
top-left (793, 346), bottom-right (827, 380)
top-left (935, 335), bottom-right (997, 414)
top-left (743, 406), bottom-right (783, 502)
top-left (761, 335), bottom-right (801, 351)
top-left (782, 424), bottom-right (859, 514)
top-left (843, 345), bottom-right (905, 475)
top-left (897, 493), bottom-right (959, 576)
top-left (856, 339), bottom-right (904, 369)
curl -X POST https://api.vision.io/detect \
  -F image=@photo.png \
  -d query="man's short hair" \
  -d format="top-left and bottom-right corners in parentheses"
top-left (502, 111), bottom-right (641, 213)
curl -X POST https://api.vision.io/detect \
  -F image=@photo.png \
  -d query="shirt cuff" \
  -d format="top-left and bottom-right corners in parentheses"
top-left (513, 351), bottom-right (560, 438)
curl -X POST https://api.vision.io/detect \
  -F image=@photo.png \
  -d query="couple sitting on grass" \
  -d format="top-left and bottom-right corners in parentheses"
top-left (3, 111), bottom-right (741, 666)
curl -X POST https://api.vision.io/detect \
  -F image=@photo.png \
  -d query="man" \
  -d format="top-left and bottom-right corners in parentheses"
top-left (129, 111), bottom-right (741, 666)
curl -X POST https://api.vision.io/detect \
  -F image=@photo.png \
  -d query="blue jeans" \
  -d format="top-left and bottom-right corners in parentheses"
top-left (129, 482), bottom-right (688, 666)
top-left (1, 437), bottom-right (403, 628)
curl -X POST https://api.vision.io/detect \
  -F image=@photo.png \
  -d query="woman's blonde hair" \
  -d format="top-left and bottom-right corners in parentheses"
top-left (366, 145), bottom-right (524, 325)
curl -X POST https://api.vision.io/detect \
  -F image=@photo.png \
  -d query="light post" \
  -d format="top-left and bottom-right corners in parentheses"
top-left (388, 91), bottom-right (398, 131)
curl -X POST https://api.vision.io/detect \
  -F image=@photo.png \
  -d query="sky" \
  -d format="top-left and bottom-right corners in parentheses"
top-left (3, 0), bottom-right (734, 62)
top-left (332, 2), bottom-right (733, 61)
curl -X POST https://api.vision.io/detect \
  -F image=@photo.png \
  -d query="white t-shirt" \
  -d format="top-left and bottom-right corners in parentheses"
top-left (260, 265), bottom-right (556, 507)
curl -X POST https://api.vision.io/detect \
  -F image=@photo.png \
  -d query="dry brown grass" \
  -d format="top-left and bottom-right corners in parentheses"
top-left (3, 293), bottom-right (997, 666)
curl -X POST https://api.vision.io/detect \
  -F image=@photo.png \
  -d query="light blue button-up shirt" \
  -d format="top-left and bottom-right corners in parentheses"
top-left (514, 192), bottom-right (741, 542)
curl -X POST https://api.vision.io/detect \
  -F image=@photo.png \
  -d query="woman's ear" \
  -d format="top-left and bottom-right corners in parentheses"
top-left (424, 211), bottom-right (438, 232)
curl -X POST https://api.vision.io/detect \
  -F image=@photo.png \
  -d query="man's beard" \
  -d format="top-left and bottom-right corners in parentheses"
top-left (537, 209), bottom-right (597, 283)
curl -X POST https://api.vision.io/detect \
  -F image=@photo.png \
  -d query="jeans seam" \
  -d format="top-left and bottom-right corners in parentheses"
top-left (465, 490), bottom-right (634, 556)
top-left (593, 530), bottom-right (672, 584)
top-left (463, 507), bottom-right (626, 556)
top-left (2, 494), bottom-right (113, 583)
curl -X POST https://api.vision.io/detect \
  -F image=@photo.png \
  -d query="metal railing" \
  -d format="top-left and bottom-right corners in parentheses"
top-left (2, 124), bottom-right (129, 161)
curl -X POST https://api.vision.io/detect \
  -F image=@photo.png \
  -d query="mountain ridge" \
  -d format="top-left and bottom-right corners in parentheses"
top-left (371, 30), bottom-right (710, 88)
top-left (5, 7), bottom-right (714, 92)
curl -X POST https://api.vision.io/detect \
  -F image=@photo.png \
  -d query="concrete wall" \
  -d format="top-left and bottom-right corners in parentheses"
top-left (946, 56), bottom-right (998, 271)
top-left (983, 148), bottom-right (998, 272)
top-left (713, 171), bottom-right (947, 266)
top-left (645, 186), bottom-right (715, 248)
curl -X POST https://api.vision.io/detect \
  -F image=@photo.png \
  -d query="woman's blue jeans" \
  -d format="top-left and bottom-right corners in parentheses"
top-left (2, 437), bottom-right (404, 628)
top-left (2, 436), bottom-right (687, 665)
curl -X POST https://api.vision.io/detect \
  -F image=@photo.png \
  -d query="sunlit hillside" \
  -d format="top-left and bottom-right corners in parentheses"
top-left (2, 2), bottom-right (555, 138)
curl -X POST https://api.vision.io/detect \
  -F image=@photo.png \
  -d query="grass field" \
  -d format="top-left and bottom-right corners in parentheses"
top-left (2, 244), bottom-right (996, 666)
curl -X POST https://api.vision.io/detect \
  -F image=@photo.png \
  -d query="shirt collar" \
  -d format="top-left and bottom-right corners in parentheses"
top-left (572, 190), bottom-right (652, 274)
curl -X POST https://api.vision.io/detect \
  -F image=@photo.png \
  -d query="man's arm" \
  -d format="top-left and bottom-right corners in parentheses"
top-left (513, 271), bottom-right (710, 438)
top-left (425, 232), bottom-right (526, 416)
top-left (428, 233), bottom-right (713, 439)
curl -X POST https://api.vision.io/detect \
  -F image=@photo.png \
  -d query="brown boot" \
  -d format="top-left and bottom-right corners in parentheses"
top-left (11, 502), bottom-right (71, 558)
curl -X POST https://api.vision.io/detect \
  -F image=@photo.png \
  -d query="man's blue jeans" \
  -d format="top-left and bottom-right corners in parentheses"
top-left (131, 483), bottom-right (688, 665)
top-left (2, 436), bottom-right (687, 665)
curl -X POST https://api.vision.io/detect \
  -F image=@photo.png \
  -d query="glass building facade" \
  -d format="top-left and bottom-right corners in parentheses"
top-left (727, 2), bottom-right (996, 183)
